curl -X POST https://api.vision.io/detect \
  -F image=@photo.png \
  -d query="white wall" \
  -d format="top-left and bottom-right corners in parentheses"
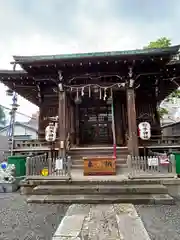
top-left (0, 125), bottom-right (38, 139)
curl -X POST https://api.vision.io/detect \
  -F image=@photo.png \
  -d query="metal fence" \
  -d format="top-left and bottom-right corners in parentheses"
top-left (127, 154), bottom-right (177, 179)
top-left (26, 152), bottom-right (71, 178)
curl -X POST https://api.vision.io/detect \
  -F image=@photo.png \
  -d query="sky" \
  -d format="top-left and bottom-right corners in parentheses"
top-left (0, 0), bottom-right (180, 121)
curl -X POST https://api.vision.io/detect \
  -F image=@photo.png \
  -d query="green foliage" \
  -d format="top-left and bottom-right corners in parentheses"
top-left (157, 107), bottom-right (169, 119)
top-left (168, 89), bottom-right (180, 99)
top-left (144, 37), bottom-right (171, 49)
top-left (144, 37), bottom-right (178, 118)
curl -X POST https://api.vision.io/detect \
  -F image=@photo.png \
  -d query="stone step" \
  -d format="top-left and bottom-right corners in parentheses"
top-left (27, 193), bottom-right (174, 205)
top-left (71, 157), bottom-right (128, 162)
top-left (71, 163), bottom-right (127, 169)
top-left (23, 178), bottom-right (163, 186)
top-left (71, 159), bottom-right (127, 165)
top-left (70, 151), bottom-right (128, 155)
top-left (33, 184), bottom-right (168, 195)
top-left (71, 157), bottom-right (127, 161)
top-left (69, 149), bottom-right (129, 156)
top-left (69, 150), bottom-right (128, 157)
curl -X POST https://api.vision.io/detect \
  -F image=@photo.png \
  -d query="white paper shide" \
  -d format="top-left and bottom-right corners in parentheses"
top-left (55, 158), bottom-right (63, 170)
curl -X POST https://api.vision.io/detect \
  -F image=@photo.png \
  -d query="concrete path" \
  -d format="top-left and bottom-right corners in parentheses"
top-left (52, 204), bottom-right (151, 240)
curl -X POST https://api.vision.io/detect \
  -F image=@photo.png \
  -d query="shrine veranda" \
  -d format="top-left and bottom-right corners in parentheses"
top-left (1, 45), bottom-right (180, 160)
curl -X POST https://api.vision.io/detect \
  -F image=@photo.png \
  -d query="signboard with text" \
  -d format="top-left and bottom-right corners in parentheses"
top-left (83, 156), bottom-right (116, 176)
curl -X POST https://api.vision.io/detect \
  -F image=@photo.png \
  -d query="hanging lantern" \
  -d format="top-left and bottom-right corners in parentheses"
top-left (74, 96), bottom-right (82, 104)
top-left (6, 89), bottom-right (13, 96)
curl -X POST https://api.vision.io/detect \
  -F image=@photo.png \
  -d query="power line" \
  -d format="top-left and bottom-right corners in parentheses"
top-left (0, 104), bottom-right (37, 120)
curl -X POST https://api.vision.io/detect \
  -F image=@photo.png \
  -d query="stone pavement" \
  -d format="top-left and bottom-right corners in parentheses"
top-left (0, 192), bottom-right (69, 240)
top-left (53, 204), bottom-right (151, 240)
top-left (136, 202), bottom-right (180, 240)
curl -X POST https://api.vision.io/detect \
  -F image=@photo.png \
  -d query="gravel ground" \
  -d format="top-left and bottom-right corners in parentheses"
top-left (0, 193), bottom-right (69, 240)
top-left (135, 201), bottom-right (180, 240)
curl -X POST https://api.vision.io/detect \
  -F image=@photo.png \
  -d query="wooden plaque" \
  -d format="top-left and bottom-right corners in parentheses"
top-left (83, 156), bottom-right (116, 176)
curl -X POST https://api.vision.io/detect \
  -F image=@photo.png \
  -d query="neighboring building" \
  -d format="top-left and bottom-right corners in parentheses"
top-left (0, 122), bottom-right (6, 130)
top-left (27, 111), bottom-right (39, 130)
top-left (0, 121), bottom-right (38, 140)
top-left (160, 98), bottom-right (180, 126)
top-left (162, 121), bottom-right (180, 136)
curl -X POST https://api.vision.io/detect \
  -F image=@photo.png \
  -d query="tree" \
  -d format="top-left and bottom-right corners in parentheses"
top-left (144, 37), bottom-right (171, 49)
top-left (144, 37), bottom-right (179, 119)
top-left (167, 89), bottom-right (180, 102)
top-left (157, 107), bottom-right (169, 119)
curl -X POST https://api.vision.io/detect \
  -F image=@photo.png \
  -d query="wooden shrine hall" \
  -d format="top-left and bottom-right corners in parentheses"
top-left (1, 45), bottom-right (180, 159)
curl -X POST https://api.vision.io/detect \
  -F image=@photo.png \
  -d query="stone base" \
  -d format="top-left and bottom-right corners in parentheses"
top-left (0, 182), bottom-right (19, 193)
top-left (27, 193), bottom-right (175, 205)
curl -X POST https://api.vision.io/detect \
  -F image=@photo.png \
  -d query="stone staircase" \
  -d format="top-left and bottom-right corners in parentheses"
top-left (26, 179), bottom-right (174, 205)
top-left (69, 147), bottom-right (129, 169)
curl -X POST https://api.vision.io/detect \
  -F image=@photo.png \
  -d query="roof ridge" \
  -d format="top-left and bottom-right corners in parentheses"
top-left (13, 44), bottom-right (180, 63)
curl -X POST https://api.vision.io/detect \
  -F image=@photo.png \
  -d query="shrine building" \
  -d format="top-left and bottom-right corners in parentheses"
top-left (1, 45), bottom-right (180, 158)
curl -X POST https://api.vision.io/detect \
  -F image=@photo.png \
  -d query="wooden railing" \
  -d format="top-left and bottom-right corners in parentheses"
top-left (127, 154), bottom-right (176, 179)
top-left (12, 134), bottom-right (73, 153)
top-left (26, 153), bottom-right (71, 177)
top-left (10, 135), bottom-right (180, 153)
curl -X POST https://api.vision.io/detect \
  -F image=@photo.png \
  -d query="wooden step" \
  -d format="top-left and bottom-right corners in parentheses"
top-left (27, 193), bottom-right (174, 205)
top-left (33, 184), bottom-right (168, 195)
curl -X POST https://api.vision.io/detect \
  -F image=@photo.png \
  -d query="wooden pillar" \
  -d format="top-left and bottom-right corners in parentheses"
top-left (58, 90), bottom-right (66, 158)
top-left (70, 103), bottom-right (75, 145)
top-left (114, 94), bottom-right (123, 146)
top-left (75, 104), bottom-right (80, 145)
top-left (38, 103), bottom-right (44, 140)
top-left (126, 88), bottom-right (139, 156)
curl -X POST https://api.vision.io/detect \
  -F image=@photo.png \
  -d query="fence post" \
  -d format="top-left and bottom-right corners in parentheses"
top-left (67, 156), bottom-right (71, 179)
top-left (169, 154), bottom-right (177, 178)
top-left (127, 155), bottom-right (133, 179)
top-left (48, 151), bottom-right (52, 175)
top-left (26, 156), bottom-right (30, 176)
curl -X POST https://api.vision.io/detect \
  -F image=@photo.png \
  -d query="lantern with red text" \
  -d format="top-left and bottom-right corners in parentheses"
top-left (45, 123), bottom-right (57, 142)
top-left (138, 122), bottom-right (151, 140)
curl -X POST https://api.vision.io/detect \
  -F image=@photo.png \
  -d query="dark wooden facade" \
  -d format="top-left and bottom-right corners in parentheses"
top-left (1, 45), bottom-right (180, 156)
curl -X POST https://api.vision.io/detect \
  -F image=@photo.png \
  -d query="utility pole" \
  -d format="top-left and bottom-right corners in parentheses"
top-left (7, 92), bottom-right (19, 156)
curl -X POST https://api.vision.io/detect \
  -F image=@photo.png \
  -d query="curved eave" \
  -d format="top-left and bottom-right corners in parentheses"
top-left (0, 71), bottom-right (39, 106)
top-left (12, 45), bottom-right (180, 65)
top-left (0, 70), bottom-right (27, 76)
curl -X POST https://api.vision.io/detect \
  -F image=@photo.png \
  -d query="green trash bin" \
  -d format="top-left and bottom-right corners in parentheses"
top-left (173, 152), bottom-right (180, 174)
top-left (7, 155), bottom-right (26, 177)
